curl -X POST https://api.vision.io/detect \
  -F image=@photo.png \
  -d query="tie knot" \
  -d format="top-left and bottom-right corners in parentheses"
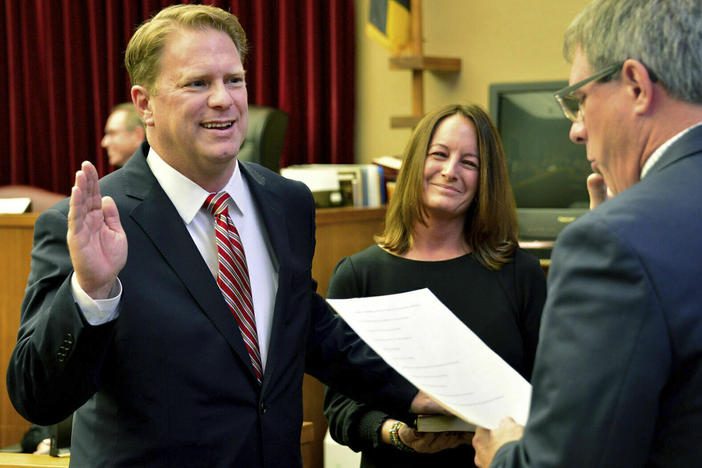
top-left (204, 192), bottom-right (231, 217)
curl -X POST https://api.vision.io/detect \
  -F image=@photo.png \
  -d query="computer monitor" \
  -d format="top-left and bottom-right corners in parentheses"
top-left (489, 81), bottom-right (591, 256)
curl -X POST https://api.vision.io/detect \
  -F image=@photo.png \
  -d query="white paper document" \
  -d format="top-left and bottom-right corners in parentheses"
top-left (0, 197), bottom-right (31, 214)
top-left (327, 288), bottom-right (531, 430)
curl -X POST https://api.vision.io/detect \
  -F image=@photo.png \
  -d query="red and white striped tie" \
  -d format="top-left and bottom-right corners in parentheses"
top-left (204, 192), bottom-right (263, 384)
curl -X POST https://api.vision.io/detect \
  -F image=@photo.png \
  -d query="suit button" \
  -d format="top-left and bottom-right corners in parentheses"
top-left (259, 402), bottom-right (267, 415)
top-left (64, 333), bottom-right (74, 345)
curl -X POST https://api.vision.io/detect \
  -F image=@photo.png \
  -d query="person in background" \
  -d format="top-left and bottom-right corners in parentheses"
top-left (19, 425), bottom-right (50, 454)
top-left (5, 5), bottom-right (439, 467)
top-left (472, 0), bottom-right (702, 466)
top-left (101, 102), bottom-right (145, 168)
top-left (324, 103), bottom-right (546, 467)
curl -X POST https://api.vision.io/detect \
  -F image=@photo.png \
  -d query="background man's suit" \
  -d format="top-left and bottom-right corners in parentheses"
top-left (493, 126), bottom-right (702, 466)
top-left (7, 142), bottom-right (415, 467)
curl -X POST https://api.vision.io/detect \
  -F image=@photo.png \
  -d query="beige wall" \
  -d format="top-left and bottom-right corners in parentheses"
top-left (354, 0), bottom-right (590, 163)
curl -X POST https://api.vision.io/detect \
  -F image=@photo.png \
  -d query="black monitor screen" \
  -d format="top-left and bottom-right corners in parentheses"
top-left (489, 81), bottom-right (590, 246)
top-left (489, 81), bottom-right (590, 209)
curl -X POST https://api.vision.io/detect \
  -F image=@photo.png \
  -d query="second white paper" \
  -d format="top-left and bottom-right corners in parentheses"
top-left (327, 288), bottom-right (531, 430)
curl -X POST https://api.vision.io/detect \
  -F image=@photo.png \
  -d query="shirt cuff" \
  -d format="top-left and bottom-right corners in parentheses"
top-left (71, 273), bottom-right (122, 325)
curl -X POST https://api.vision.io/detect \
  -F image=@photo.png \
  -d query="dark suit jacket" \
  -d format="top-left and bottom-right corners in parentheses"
top-left (492, 126), bottom-right (702, 467)
top-left (6, 142), bottom-right (416, 467)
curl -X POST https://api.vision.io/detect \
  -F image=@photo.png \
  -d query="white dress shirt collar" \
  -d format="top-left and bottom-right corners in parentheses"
top-left (146, 148), bottom-right (247, 221)
top-left (641, 122), bottom-right (702, 179)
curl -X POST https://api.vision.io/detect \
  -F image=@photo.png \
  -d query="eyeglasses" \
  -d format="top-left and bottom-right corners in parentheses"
top-left (553, 62), bottom-right (623, 122)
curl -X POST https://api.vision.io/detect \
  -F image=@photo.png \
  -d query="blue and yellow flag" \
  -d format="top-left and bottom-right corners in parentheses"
top-left (366, 0), bottom-right (411, 55)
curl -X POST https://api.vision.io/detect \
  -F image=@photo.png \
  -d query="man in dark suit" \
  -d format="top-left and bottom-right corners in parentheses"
top-left (5, 5), bottom-right (437, 467)
top-left (472, 0), bottom-right (702, 467)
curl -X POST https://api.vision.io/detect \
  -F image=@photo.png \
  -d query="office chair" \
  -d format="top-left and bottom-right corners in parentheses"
top-left (237, 105), bottom-right (289, 173)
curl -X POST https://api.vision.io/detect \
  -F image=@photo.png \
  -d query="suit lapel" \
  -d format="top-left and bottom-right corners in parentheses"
top-left (122, 149), bottom-right (258, 382)
top-left (239, 163), bottom-right (295, 389)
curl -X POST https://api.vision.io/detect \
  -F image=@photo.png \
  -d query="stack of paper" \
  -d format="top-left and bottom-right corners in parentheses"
top-left (327, 288), bottom-right (531, 430)
top-left (281, 164), bottom-right (386, 207)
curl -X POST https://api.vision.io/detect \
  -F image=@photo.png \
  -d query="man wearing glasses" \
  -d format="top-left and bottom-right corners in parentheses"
top-left (473, 0), bottom-right (702, 467)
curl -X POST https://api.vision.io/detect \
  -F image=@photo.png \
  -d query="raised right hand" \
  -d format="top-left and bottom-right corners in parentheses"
top-left (67, 161), bottom-right (127, 299)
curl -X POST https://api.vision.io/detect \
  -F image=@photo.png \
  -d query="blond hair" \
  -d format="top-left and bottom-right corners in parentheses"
top-left (125, 4), bottom-right (247, 94)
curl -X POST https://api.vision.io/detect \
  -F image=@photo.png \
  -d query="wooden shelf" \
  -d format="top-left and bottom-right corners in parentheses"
top-left (385, 1), bottom-right (461, 128)
top-left (389, 55), bottom-right (461, 71)
top-left (390, 115), bottom-right (423, 128)
top-left (389, 55), bottom-right (461, 128)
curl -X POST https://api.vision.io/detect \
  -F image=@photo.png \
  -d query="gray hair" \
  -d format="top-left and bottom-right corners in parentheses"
top-left (111, 103), bottom-right (145, 130)
top-left (563, 0), bottom-right (702, 104)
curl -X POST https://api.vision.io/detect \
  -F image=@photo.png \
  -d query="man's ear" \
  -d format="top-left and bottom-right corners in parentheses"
top-left (621, 59), bottom-right (656, 116)
top-left (131, 85), bottom-right (154, 126)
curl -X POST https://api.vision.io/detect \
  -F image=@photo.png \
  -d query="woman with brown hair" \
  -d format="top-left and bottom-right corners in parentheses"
top-left (324, 103), bottom-right (546, 467)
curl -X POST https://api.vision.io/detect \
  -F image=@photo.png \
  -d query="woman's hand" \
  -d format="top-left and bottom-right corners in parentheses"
top-left (381, 419), bottom-right (471, 454)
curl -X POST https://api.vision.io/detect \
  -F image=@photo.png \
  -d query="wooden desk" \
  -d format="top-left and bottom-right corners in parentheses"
top-left (540, 259), bottom-right (550, 276)
top-left (311, 206), bottom-right (386, 297)
top-left (0, 214), bottom-right (37, 448)
top-left (303, 206), bottom-right (386, 468)
top-left (0, 422), bottom-right (312, 468)
top-left (300, 421), bottom-right (314, 445)
top-left (0, 453), bottom-right (68, 467)
top-left (300, 421), bottom-right (314, 467)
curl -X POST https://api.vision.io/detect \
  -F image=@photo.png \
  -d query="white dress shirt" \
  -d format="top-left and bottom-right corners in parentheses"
top-left (72, 149), bottom-right (278, 369)
top-left (641, 122), bottom-right (702, 178)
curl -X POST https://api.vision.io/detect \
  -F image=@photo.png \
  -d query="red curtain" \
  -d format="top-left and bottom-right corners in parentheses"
top-left (0, 0), bottom-right (355, 195)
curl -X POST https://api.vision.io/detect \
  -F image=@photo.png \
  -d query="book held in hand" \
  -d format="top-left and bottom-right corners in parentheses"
top-left (415, 415), bottom-right (476, 433)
